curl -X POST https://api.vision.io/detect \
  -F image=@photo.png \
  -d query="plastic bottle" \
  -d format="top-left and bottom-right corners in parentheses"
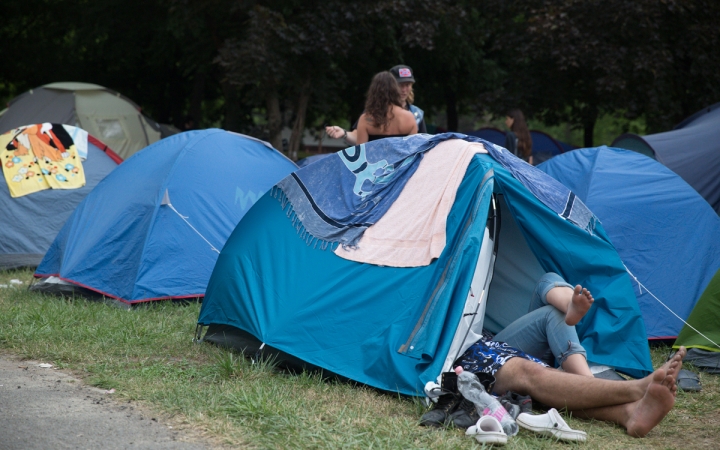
top-left (454, 366), bottom-right (519, 436)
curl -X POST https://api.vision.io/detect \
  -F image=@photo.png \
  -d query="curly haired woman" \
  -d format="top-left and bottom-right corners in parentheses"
top-left (355, 71), bottom-right (418, 144)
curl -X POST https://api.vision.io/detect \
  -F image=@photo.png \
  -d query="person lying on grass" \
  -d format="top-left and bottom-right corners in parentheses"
top-left (428, 272), bottom-right (686, 437)
top-left (484, 345), bottom-right (686, 437)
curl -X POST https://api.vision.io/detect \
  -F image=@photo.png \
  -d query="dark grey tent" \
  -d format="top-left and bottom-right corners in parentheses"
top-left (612, 103), bottom-right (720, 214)
top-left (0, 82), bottom-right (175, 160)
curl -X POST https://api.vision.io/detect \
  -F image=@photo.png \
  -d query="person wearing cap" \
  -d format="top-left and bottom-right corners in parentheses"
top-left (326, 64), bottom-right (426, 145)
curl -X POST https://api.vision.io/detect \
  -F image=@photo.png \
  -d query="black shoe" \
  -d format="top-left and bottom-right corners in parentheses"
top-left (499, 391), bottom-right (532, 419)
top-left (419, 392), bottom-right (462, 427)
top-left (515, 393), bottom-right (532, 414)
top-left (448, 397), bottom-right (480, 429)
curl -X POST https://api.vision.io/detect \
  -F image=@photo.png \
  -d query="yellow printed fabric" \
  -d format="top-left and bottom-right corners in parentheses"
top-left (1, 123), bottom-right (86, 198)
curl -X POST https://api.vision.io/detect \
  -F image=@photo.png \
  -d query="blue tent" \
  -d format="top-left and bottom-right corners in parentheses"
top-left (612, 103), bottom-right (720, 214)
top-left (557, 140), bottom-right (578, 153)
top-left (538, 146), bottom-right (720, 339)
top-left (197, 143), bottom-right (652, 396)
top-left (35, 129), bottom-right (297, 304)
top-left (466, 127), bottom-right (570, 164)
top-left (466, 127), bottom-right (506, 144)
top-left (1, 128), bottom-right (120, 270)
top-left (530, 130), bottom-right (565, 164)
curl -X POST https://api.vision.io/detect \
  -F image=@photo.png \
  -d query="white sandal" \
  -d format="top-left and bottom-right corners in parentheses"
top-left (516, 408), bottom-right (587, 442)
top-left (466, 415), bottom-right (508, 445)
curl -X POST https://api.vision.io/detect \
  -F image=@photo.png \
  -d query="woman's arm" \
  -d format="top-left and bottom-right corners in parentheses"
top-left (325, 126), bottom-right (358, 145)
top-left (345, 130), bottom-right (358, 145)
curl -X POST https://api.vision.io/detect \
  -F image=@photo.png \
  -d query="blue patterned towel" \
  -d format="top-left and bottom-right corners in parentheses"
top-left (275, 133), bottom-right (595, 248)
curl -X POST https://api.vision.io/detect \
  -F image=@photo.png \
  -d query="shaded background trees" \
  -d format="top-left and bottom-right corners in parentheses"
top-left (482, 0), bottom-right (720, 146)
top-left (1, 0), bottom-right (719, 151)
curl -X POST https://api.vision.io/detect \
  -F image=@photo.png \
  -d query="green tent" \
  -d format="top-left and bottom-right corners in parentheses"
top-left (674, 268), bottom-right (720, 373)
top-left (0, 82), bottom-right (173, 160)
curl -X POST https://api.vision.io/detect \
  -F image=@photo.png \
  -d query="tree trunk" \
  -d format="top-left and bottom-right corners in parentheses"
top-left (582, 106), bottom-right (598, 148)
top-left (288, 80), bottom-right (311, 160)
top-left (445, 88), bottom-right (458, 132)
top-left (188, 70), bottom-right (206, 128)
top-left (221, 80), bottom-right (244, 133)
top-left (583, 121), bottom-right (594, 148)
top-left (266, 91), bottom-right (283, 151)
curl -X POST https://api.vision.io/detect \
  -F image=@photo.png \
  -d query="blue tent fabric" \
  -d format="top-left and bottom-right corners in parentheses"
top-left (530, 131), bottom-right (565, 165)
top-left (198, 150), bottom-right (652, 396)
top-left (612, 103), bottom-right (720, 214)
top-left (1, 134), bottom-right (119, 270)
top-left (36, 129), bottom-right (297, 303)
top-left (648, 104), bottom-right (720, 214)
top-left (530, 131), bottom-right (564, 156)
top-left (557, 140), bottom-right (578, 153)
top-left (279, 133), bottom-right (595, 250)
top-left (538, 146), bottom-right (720, 339)
top-left (466, 128), bottom-right (570, 163)
top-left (466, 128), bottom-right (505, 144)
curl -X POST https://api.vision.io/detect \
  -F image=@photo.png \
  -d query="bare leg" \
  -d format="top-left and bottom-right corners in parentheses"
top-left (494, 358), bottom-right (645, 409)
top-left (494, 348), bottom-right (686, 436)
top-left (545, 285), bottom-right (594, 326)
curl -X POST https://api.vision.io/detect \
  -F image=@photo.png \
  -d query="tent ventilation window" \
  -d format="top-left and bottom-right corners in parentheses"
top-left (95, 119), bottom-right (127, 140)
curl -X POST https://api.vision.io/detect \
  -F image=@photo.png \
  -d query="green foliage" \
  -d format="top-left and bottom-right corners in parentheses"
top-left (485, 0), bottom-right (720, 145)
top-left (1, 1), bottom-right (719, 149)
top-left (405, 1), bottom-right (504, 131)
top-left (529, 112), bottom-right (647, 148)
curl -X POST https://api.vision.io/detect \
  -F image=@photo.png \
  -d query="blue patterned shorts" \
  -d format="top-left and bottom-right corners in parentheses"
top-left (455, 331), bottom-right (549, 377)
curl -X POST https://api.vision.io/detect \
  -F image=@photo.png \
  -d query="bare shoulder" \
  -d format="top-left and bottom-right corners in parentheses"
top-left (390, 106), bottom-right (412, 123)
top-left (395, 106), bottom-right (417, 133)
top-left (393, 105), bottom-right (414, 119)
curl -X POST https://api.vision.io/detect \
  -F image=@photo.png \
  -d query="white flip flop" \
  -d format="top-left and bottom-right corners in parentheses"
top-left (516, 408), bottom-right (587, 442)
top-left (466, 415), bottom-right (508, 445)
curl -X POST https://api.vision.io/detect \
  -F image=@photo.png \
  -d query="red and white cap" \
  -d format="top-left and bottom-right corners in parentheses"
top-left (390, 65), bottom-right (416, 83)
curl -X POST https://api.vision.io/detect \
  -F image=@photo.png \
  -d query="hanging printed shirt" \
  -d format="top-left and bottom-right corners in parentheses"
top-left (1, 123), bottom-right (87, 198)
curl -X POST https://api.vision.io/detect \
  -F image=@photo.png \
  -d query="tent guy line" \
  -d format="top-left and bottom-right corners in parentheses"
top-left (162, 189), bottom-right (221, 254)
top-left (625, 266), bottom-right (720, 350)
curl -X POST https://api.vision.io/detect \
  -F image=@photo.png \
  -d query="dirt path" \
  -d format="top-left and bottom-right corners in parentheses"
top-left (0, 354), bottom-right (212, 450)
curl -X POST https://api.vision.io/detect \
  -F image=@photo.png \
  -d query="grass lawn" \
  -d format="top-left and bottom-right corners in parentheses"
top-left (1, 268), bottom-right (718, 449)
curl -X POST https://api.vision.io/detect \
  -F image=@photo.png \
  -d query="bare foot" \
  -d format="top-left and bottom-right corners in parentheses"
top-left (665, 347), bottom-right (686, 396)
top-left (660, 346), bottom-right (687, 372)
top-left (565, 285), bottom-right (594, 326)
top-left (636, 346), bottom-right (686, 395)
top-left (625, 368), bottom-right (677, 437)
